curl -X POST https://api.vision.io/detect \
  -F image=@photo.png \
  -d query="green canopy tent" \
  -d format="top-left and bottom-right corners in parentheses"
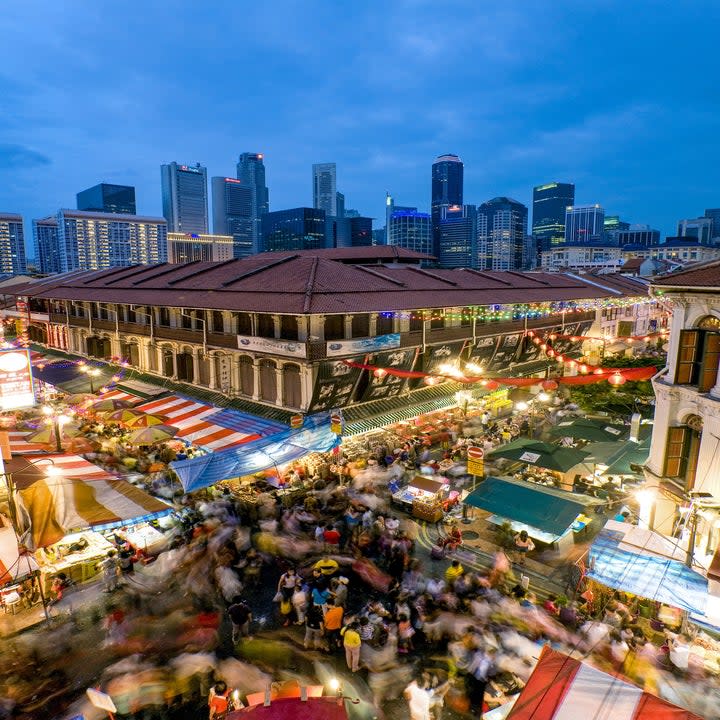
top-left (548, 418), bottom-right (628, 443)
top-left (487, 438), bottom-right (590, 473)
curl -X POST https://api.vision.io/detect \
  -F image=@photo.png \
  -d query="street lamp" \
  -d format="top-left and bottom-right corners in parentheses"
top-left (42, 405), bottom-right (72, 452)
top-left (80, 365), bottom-right (101, 393)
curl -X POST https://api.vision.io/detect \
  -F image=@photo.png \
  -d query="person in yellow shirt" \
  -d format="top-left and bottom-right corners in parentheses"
top-left (445, 559), bottom-right (464, 585)
top-left (340, 621), bottom-right (362, 672)
top-left (323, 599), bottom-right (344, 651)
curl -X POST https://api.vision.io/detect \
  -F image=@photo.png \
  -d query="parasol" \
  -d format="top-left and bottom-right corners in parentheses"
top-left (26, 423), bottom-right (83, 444)
top-left (127, 425), bottom-right (179, 444)
top-left (103, 408), bottom-right (147, 424)
top-left (124, 413), bottom-right (169, 429)
top-left (88, 398), bottom-right (134, 412)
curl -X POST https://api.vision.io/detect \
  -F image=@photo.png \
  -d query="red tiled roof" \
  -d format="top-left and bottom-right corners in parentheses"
top-left (5, 258), bottom-right (649, 314)
top-left (652, 259), bottom-right (720, 289)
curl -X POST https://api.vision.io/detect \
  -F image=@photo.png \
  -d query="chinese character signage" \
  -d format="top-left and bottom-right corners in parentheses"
top-left (486, 333), bottom-right (521, 371)
top-left (360, 347), bottom-right (418, 401)
top-left (307, 355), bottom-right (365, 412)
top-left (237, 335), bottom-right (307, 358)
top-left (0, 348), bottom-right (35, 410)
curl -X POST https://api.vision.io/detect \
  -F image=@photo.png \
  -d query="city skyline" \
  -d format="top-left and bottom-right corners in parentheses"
top-left (1, 1), bottom-right (719, 250)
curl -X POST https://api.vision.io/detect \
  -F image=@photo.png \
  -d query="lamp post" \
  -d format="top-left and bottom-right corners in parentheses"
top-left (80, 365), bottom-right (100, 393)
top-left (42, 405), bottom-right (71, 452)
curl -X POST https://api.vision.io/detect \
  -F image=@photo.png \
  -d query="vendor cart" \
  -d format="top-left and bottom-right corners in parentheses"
top-left (392, 475), bottom-right (449, 522)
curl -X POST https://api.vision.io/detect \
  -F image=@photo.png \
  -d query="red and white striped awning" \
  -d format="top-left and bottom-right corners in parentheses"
top-left (7, 430), bottom-right (48, 455)
top-left (97, 388), bottom-right (143, 404)
top-left (134, 395), bottom-right (260, 451)
top-left (507, 646), bottom-right (703, 720)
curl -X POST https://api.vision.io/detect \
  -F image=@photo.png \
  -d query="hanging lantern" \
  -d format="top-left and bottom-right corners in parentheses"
top-left (556, 355), bottom-right (565, 363)
top-left (540, 343), bottom-right (547, 351)
top-left (608, 372), bottom-right (626, 387)
top-left (547, 348), bottom-right (555, 357)
top-left (424, 376), bottom-right (437, 385)
top-left (541, 379), bottom-right (558, 391)
top-left (373, 368), bottom-right (387, 378)
top-left (593, 368), bottom-right (605, 375)
top-left (532, 337), bottom-right (541, 345)
top-left (484, 380), bottom-right (500, 391)
top-left (579, 364), bottom-right (589, 374)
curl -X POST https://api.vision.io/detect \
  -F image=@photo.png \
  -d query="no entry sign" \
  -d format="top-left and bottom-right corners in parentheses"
top-left (467, 445), bottom-right (485, 476)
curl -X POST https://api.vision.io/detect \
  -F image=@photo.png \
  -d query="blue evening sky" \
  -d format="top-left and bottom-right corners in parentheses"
top-left (1, 0), bottom-right (718, 248)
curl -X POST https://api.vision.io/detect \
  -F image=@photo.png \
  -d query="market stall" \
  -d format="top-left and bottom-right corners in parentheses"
top-left (464, 476), bottom-right (602, 550)
top-left (392, 475), bottom-right (454, 522)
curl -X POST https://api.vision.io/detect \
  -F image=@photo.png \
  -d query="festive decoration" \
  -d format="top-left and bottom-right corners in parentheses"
top-left (608, 372), bottom-right (627, 387)
top-left (541, 379), bottom-right (558, 391)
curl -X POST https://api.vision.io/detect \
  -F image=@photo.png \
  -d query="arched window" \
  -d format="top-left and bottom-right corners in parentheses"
top-left (120, 341), bottom-right (140, 368)
top-left (664, 414), bottom-right (703, 491)
top-left (162, 347), bottom-right (174, 377)
top-left (177, 350), bottom-right (194, 383)
top-left (675, 315), bottom-right (720, 390)
top-left (238, 355), bottom-right (254, 396)
top-left (259, 359), bottom-right (277, 402)
top-left (283, 364), bottom-right (302, 408)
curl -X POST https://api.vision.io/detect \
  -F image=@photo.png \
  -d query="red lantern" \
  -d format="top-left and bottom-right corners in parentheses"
top-left (424, 376), bottom-right (437, 385)
top-left (547, 348), bottom-right (555, 357)
top-left (484, 380), bottom-right (500, 391)
top-left (608, 373), bottom-right (626, 387)
top-left (373, 368), bottom-right (387, 378)
top-left (541, 379), bottom-right (558, 391)
top-left (532, 337), bottom-right (541, 345)
top-left (593, 368), bottom-right (605, 375)
top-left (579, 364), bottom-right (589, 374)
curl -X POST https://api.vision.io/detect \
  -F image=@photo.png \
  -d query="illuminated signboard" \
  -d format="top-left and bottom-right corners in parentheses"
top-left (0, 348), bottom-right (35, 410)
top-left (224, 178), bottom-right (241, 183)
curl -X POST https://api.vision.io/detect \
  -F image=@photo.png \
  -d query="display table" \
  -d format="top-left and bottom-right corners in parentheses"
top-left (117, 524), bottom-right (167, 555)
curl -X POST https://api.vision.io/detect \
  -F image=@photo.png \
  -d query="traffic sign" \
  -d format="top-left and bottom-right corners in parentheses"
top-left (467, 446), bottom-right (484, 460)
top-left (466, 445), bottom-right (484, 476)
top-left (330, 413), bottom-right (342, 425)
top-left (290, 414), bottom-right (304, 429)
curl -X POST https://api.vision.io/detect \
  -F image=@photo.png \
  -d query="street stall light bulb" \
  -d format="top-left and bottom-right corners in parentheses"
top-left (537, 392), bottom-right (550, 402)
top-left (328, 678), bottom-right (340, 692)
top-left (515, 401), bottom-right (529, 411)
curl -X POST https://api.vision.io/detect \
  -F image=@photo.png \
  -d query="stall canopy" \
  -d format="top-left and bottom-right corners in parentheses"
top-left (0, 514), bottom-right (39, 585)
top-left (548, 417), bottom-right (628, 443)
top-left (228, 697), bottom-right (348, 720)
top-left (464, 477), bottom-right (602, 540)
top-left (171, 413), bottom-right (342, 493)
top-left (487, 439), bottom-right (590, 473)
top-left (507, 646), bottom-right (703, 720)
top-left (587, 520), bottom-right (712, 618)
top-left (8, 455), bottom-right (173, 549)
top-left (133, 395), bottom-right (282, 452)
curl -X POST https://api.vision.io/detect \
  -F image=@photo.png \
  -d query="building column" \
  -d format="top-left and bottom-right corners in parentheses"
top-left (141, 341), bottom-right (152, 372)
top-left (192, 349), bottom-right (200, 385)
top-left (208, 354), bottom-right (217, 390)
top-left (297, 316), bottom-right (308, 342)
top-left (710, 359), bottom-right (720, 400)
top-left (110, 336), bottom-right (122, 360)
top-left (252, 360), bottom-right (261, 401)
top-left (231, 355), bottom-right (241, 395)
top-left (156, 346), bottom-right (164, 375)
top-left (275, 364), bottom-right (284, 407)
top-left (344, 315), bottom-right (352, 340)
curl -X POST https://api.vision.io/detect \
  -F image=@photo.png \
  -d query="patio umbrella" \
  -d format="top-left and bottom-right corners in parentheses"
top-left (62, 436), bottom-right (100, 454)
top-left (487, 438), bottom-right (590, 473)
top-left (88, 398), bottom-right (134, 412)
top-left (103, 408), bottom-right (147, 424)
top-left (124, 413), bottom-right (169, 429)
top-left (127, 425), bottom-right (179, 444)
top-left (64, 393), bottom-right (96, 406)
top-left (549, 418), bottom-right (627, 443)
top-left (26, 423), bottom-right (83, 445)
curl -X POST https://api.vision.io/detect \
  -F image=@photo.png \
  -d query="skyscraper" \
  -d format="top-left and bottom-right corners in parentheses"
top-left (237, 152), bottom-right (269, 251)
top-left (388, 210), bottom-right (432, 255)
top-left (55, 210), bottom-right (167, 272)
top-left (160, 162), bottom-right (208, 234)
top-left (603, 215), bottom-right (629, 243)
top-left (703, 208), bottom-right (720, 242)
top-left (677, 216), bottom-right (713, 244)
top-left (477, 197), bottom-right (528, 270)
top-left (437, 204), bottom-right (477, 268)
top-left (77, 183), bottom-right (136, 214)
top-left (313, 163), bottom-right (337, 217)
top-left (33, 216), bottom-right (60, 274)
top-left (565, 204), bottom-right (605, 244)
top-left (211, 177), bottom-right (254, 257)
top-left (335, 191), bottom-right (345, 219)
top-left (616, 225), bottom-right (660, 247)
top-left (532, 182), bottom-right (575, 252)
top-left (431, 154), bottom-right (463, 255)
top-left (0, 213), bottom-right (27, 275)
top-left (261, 208), bottom-right (326, 252)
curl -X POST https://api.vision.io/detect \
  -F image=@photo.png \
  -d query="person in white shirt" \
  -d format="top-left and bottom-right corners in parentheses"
top-left (404, 673), bottom-right (432, 720)
top-left (669, 634), bottom-right (690, 674)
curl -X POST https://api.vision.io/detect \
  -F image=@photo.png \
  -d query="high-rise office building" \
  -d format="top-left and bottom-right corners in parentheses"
top-left (349, 217), bottom-right (372, 247)
top-left (54, 209), bottom-right (167, 272)
top-left (385, 194), bottom-right (417, 245)
top-left (160, 162), bottom-right (208, 234)
top-left (437, 204), bottom-right (477, 268)
top-left (33, 216), bottom-right (60, 274)
top-left (703, 208), bottom-right (720, 242)
top-left (431, 154), bottom-right (463, 255)
top-left (531, 182), bottom-right (575, 252)
top-left (564, 204), bottom-right (605, 244)
top-left (677, 216), bottom-right (713, 244)
top-left (477, 197), bottom-right (528, 270)
top-left (211, 177), bottom-right (254, 257)
top-left (312, 163), bottom-right (337, 217)
top-left (0, 214), bottom-right (27, 275)
top-left (616, 225), bottom-right (660, 247)
top-left (603, 215), bottom-right (629, 243)
top-left (168, 233), bottom-right (235, 264)
top-left (261, 208), bottom-right (326, 252)
top-left (388, 210), bottom-right (432, 255)
top-left (237, 153), bottom-right (269, 251)
top-left (77, 183), bottom-right (136, 214)
top-left (335, 192), bottom-right (345, 219)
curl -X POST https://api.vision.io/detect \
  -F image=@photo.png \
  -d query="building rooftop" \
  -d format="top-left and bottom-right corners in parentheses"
top-left (0, 213), bottom-right (23, 221)
top-left (3, 252), bottom-right (651, 315)
top-left (652, 259), bottom-right (720, 289)
top-left (58, 209), bottom-right (166, 224)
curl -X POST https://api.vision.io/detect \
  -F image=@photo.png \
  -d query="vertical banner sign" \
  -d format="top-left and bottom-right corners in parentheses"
top-left (486, 334), bottom-right (521, 371)
top-left (330, 412), bottom-right (343, 435)
top-left (361, 347), bottom-right (418, 401)
top-left (307, 356), bottom-right (364, 412)
top-left (466, 446), bottom-right (485, 476)
top-left (515, 333), bottom-right (546, 364)
top-left (15, 299), bottom-right (30, 347)
top-left (466, 335), bottom-right (499, 369)
top-left (0, 348), bottom-right (35, 410)
top-left (423, 341), bottom-right (468, 375)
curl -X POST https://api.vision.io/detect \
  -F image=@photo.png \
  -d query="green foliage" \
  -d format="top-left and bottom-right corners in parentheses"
top-left (496, 521), bottom-right (517, 549)
top-left (567, 353), bottom-right (665, 419)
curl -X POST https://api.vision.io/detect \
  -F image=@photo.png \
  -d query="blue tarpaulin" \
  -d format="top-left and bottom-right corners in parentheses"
top-left (588, 524), bottom-right (709, 615)
top-left (170, 412), bottom-right (341, 492)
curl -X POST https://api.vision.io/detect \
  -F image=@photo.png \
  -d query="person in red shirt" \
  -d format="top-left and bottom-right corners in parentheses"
top-left (323, 525), bottom-right (341, 551)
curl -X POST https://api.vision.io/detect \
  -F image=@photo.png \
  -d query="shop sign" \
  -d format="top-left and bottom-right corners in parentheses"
top-left (519, 451), bottom-right (541, 463)
top-left (326, 333), bottom-right (400, 358)
top-left (467, 335), bottom-right (499, 367)
top-left (290, 414), bottom-right (304, 429)
top-left (467, 445), bottom-right (484, 476)
top-left (361, 347), bottom-right (417, 401)
top-left (487, 334), bottom-right (522, 371)
top-left (0, 348), bottom-right (34, 411)
top-left (330, 412), bottom-right (343, 435)
top-left (515, 332), bottom-right (546, 364)
top-left (423, 341), bottom-right (467, 374)
top-left (237, 335), bottom-right (307, 358)
top-left (307, 355), bottom-right (364, 412)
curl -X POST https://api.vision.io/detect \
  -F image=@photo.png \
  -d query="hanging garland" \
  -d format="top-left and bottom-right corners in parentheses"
top-left (527, 329), bottom-right (669, 343)
top-left (341, 359), bottom-right (656, 387)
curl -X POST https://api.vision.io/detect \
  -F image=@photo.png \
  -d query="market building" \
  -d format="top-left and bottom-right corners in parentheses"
top-left (0, 248), bottom-right (660, 432)
top-left (643, 259), bottom-right (720, 579)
